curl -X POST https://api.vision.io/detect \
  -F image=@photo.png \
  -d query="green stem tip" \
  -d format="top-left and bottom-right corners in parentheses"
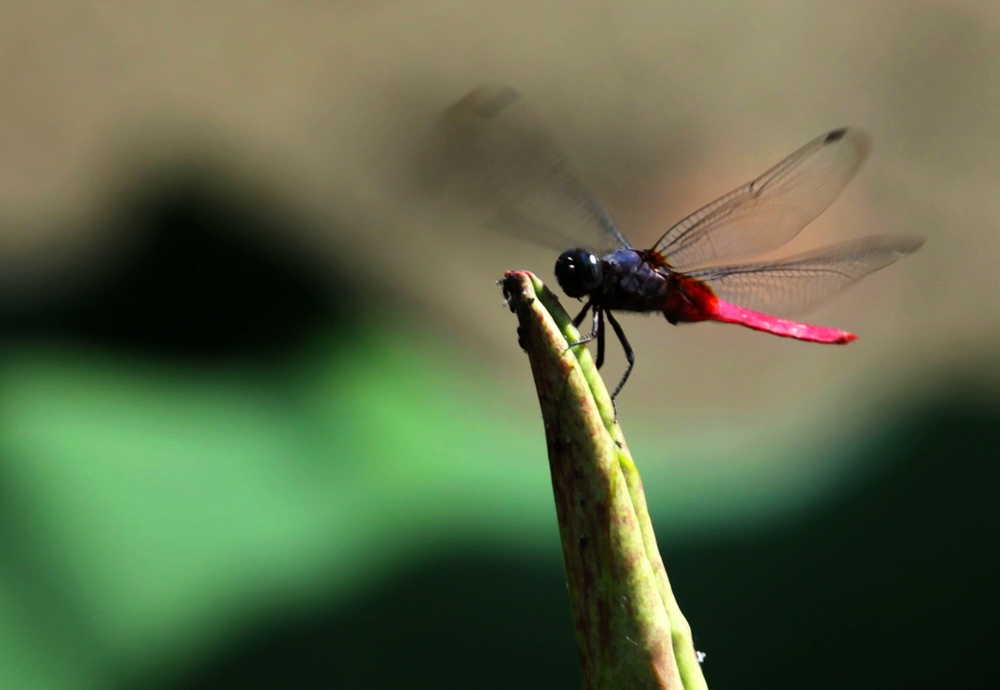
top-left (502, 270), bottom-right (709, 690)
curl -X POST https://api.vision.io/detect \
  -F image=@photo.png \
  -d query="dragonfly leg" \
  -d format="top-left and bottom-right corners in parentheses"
top-left (605, 310), bottom-right (635, 400)
top-left (567, 302), bottom-right (601, 348)
top-left (595, 308), bottom-right (606, 370)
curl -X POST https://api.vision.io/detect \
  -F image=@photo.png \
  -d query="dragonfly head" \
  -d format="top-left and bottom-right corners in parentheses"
top-left (555, 249), bottom-right (603, 298)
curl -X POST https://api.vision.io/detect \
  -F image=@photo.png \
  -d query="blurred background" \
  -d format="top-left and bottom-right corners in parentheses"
top-left (0, 2), bottom-right (997, 688)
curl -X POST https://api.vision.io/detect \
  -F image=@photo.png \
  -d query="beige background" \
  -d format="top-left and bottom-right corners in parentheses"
top-left (0, 1), bottom-right (996, 431)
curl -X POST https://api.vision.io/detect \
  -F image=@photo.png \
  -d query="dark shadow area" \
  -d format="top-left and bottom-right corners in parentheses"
top-left (162, 557), bottom-right (583, 690)
top-left (0, 157), bottom-right (576, 690)
top-left (0, 170), bottom-right (364, 360)
top-left (158, 385), bottom-right (999, 690)
top-left (0, 167), bottom-right (375, 677)
top-left (669, 387), bottom-right (1000, 690)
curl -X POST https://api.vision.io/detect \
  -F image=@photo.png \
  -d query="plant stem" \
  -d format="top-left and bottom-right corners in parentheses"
top-left (502, 270), bottom-right (708, 690)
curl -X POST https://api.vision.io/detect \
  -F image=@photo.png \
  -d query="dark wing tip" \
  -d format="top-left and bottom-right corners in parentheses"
top-left (823, 126), bottom-right (873, 164)
top-left (462, 84), bottom-right (521, 119)
top-left (895, 234), bottom-right (927, 256)
top-left (824, 128), bottom-right (849, 144)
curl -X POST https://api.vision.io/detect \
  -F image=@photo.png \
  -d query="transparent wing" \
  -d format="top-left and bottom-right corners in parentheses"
top-left (655, 128), bottom-right (872, 269)
top-left (432, 84), bottom-right (631, 252)
top-left (684, 234), bottom-right (924, 317)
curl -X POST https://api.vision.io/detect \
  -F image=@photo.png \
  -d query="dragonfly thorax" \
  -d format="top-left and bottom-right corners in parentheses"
top-left (555, 248), bottom-right (603, 298)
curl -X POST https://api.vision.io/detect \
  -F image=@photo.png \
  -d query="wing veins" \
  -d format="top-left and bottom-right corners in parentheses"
top-left (654, 128), bottom-right (872, 269)
top-left (685, 234), bottom-right (924, 316)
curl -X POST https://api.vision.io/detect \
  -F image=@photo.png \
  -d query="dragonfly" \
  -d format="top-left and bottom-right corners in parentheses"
top-left (435, 85), bottom-right (924, 399)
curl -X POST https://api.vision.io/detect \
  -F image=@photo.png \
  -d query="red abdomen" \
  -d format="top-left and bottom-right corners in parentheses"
top-left (661, 274), bottom-right (718, 324)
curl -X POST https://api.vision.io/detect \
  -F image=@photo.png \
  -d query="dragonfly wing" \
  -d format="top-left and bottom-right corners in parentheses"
top-left (685, 234), bottom-right (924, 317)
top-left (432, 85), bottom-right (631, 252)
top-left (655, 128), bottom-right (872, 269)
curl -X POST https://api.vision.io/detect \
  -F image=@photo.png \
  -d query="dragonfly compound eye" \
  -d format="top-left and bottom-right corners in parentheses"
top-left (555, 249), bottom-right (603, 298)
